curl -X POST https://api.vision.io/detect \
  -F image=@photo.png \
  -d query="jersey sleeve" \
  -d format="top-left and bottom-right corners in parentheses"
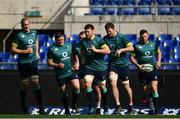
top-left (12, 34), bottom-right (19, 46)
top-left (47, 47), bottom-right (53, 60)
top-left (154, 42), bottom-right (160, 53)
top-left (130, 45), bottom-right (136, 57)
top-left (121, 35), bottom-right (132, 47)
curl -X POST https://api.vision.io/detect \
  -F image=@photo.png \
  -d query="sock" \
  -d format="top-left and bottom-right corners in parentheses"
top-left (96, 101), bottom-right (101, 109)
top-left (61, 95), bottom-right (69, 112)
top-left (35, 88), bottom-right (43, 110)
top-left (101, 87), bottom-right (108, 110)
top-left (72, 91), bottom-right (80, 108)
top-left (153, 97), bottom-right (159, 114)
top-left (86, 87), bottom-right (94, 108)
top-left (20, 90), bottom-right (27, 113)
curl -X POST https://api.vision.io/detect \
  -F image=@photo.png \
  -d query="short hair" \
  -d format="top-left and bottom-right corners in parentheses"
top-left (84, 24), bottom-right (94, 30)
top-left (79, 31), bottom-right (85, 37)
top-left (55, 32), bottom-right (64, 40)
top-left (21, 17), bottom-right (30, 25)
top-left (140, 29), bottom-right (148, 36)
top-left (105, 22), bottom-right (115, 30)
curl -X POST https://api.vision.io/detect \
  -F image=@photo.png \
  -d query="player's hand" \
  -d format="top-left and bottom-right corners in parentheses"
top-left (26, 47), bottom-right (33, 54)
top-left (115, 49), bottom-right (122, 57)
top-left (73, 63), bottom-right (79, 71)
top-left (137, 64), bottom-right (144, 72)
top-left (36, 53), bottom-right (40, 59)
top-left (156, 61), bottom-right (161, 69)
top-left (90, 45), bottom-right (96, 52)
top-left (57, 63), bottom-right (65, 68)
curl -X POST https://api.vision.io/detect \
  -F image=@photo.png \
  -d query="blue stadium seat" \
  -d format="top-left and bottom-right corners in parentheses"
top-left (90, 5), bottom-right (104, 15)
top-left (39, 52), bottom-right (46, 62)
top-left (125, 34), bottom-right (137, 45)
top-left (70, 34), bottom-right (80, 45)
top-left (89, 0), bottom-right (104, 5)
top-left (47, 40), bottom-right (55, 47)
top-left (174, 46), bottom-right (180, 54)
top-left (138, 0), bottom-right (153, 5)
top-left (125, 34), bottom-right (137, 41)
top-left (172, 0), bottom-right (180, 4)
top-left (148, 34), bottom-right (156, 41)
top-left (157, 0), bottom-right (171, 4)
top-left (174, 46), bottom-right (180, 62)
top-left (175, 34), bottom-right (180, 45)
top-left (105, 0), bottom-right (122, 5)
top-left (39, 46), bottom-right (47, 53)
top-left (158, 34), bottom-right (173, 44)
top-left (163, 64), bottom-right (177, 70)
top-left (38, 34), bottom-right (49, 46)
top-left (163, 40), bottom-right (176, 50)
top-left (122, 0), bottom-right (136, 5)
top-left (137, 5), bottom-right (151, 15)
top-left (3, 52), bottom-right (10, 62)
top-left (173, 7), bottom-right (180, 15)
top-left (104, 7), bottom-right (117, 15)
top-left (158, 7), bottom-right (173, 15)
top-left (118, 6), bottom-right (136, 15)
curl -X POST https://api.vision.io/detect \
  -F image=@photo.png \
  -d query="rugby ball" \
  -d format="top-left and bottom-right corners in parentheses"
top-left (141, 64), bottom-right (154, 72)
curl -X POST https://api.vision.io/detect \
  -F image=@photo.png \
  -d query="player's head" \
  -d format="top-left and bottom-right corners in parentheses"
top-left (105, 22), bottom-right (116, 38)
top-left (84, 24), bottom-right (95, 39)
top-left (139, 29), bottom-right (149, 43)
top-left (55, 32), bottom-right (65, 45)
top-left (21, 17), bottom-right (30, 32)
top-left (79, 31), bottom-right (86, 41)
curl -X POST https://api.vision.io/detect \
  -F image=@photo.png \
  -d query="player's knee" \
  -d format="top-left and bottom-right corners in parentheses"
top-left (84, 75), bottom-right (94, 83)
top-left (109, 74), bottom-right (118, 81)
top-left (30, 75), bottom-right (39, 81)
top-left (122, 80), bottom-right (129, 85)
top-left (20, 79), bottom-right (29, 91)
top-left (84, 75), bottom-right (93, 87)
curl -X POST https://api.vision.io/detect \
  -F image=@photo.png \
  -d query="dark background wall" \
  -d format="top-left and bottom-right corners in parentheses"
top-left (0, 69), bottom-right (179, 114)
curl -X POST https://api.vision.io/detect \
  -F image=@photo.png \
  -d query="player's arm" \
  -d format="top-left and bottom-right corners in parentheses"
top-left (11, 43), bottom-right (33, 54)
top-left (80, 49), bottom-right (86, 65)
top-left (91, 44), bottom-right (110, 54)
top-left (36, 38), bottom-right (40, 59)
top-left (116, 42), bottom-right (134, 57)
top-left (130, 53), bottom-right (143, 71)
top-left (47, 58), bottom-right (64, 69)
top-left (156, 48), bottom-right (162, 68)
top-left (71, 52), bottom-right (79, 71)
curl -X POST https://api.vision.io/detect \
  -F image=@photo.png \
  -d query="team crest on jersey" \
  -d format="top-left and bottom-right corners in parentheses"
top-left (62, 52), bottom-right (68, 57)
top-left (87, 46), bottom-right (91, 53)
top-left (28, 39), bottom-right (34, 44)
top-left (145, 51), bottom-right (150, 56)
top-left (110, 44), bottom-right (115, 50)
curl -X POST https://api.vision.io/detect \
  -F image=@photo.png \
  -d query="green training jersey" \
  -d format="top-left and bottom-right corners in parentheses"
top-left (132, 41), bottom-right (159, 65)
top-left (103, 32), bottom-right (130, 67)
top-left (12, 30), bottom-right (38, 63)
top-left (80, 36), bottom-right (108, 71)
top-left (47, 43), bottom-right (73, 79)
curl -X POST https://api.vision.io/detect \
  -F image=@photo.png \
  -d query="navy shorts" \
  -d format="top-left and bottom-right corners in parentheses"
top-left (18, 60), bottom-right (38, 79)
top-left (84, 67), bottom-right (107, 82)
top-left (109, 64), bottom-right (129, 81)
top-left (138, 69), bottom-right (158, 87)
top-left (56, 73), bottom-right (79, 87)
